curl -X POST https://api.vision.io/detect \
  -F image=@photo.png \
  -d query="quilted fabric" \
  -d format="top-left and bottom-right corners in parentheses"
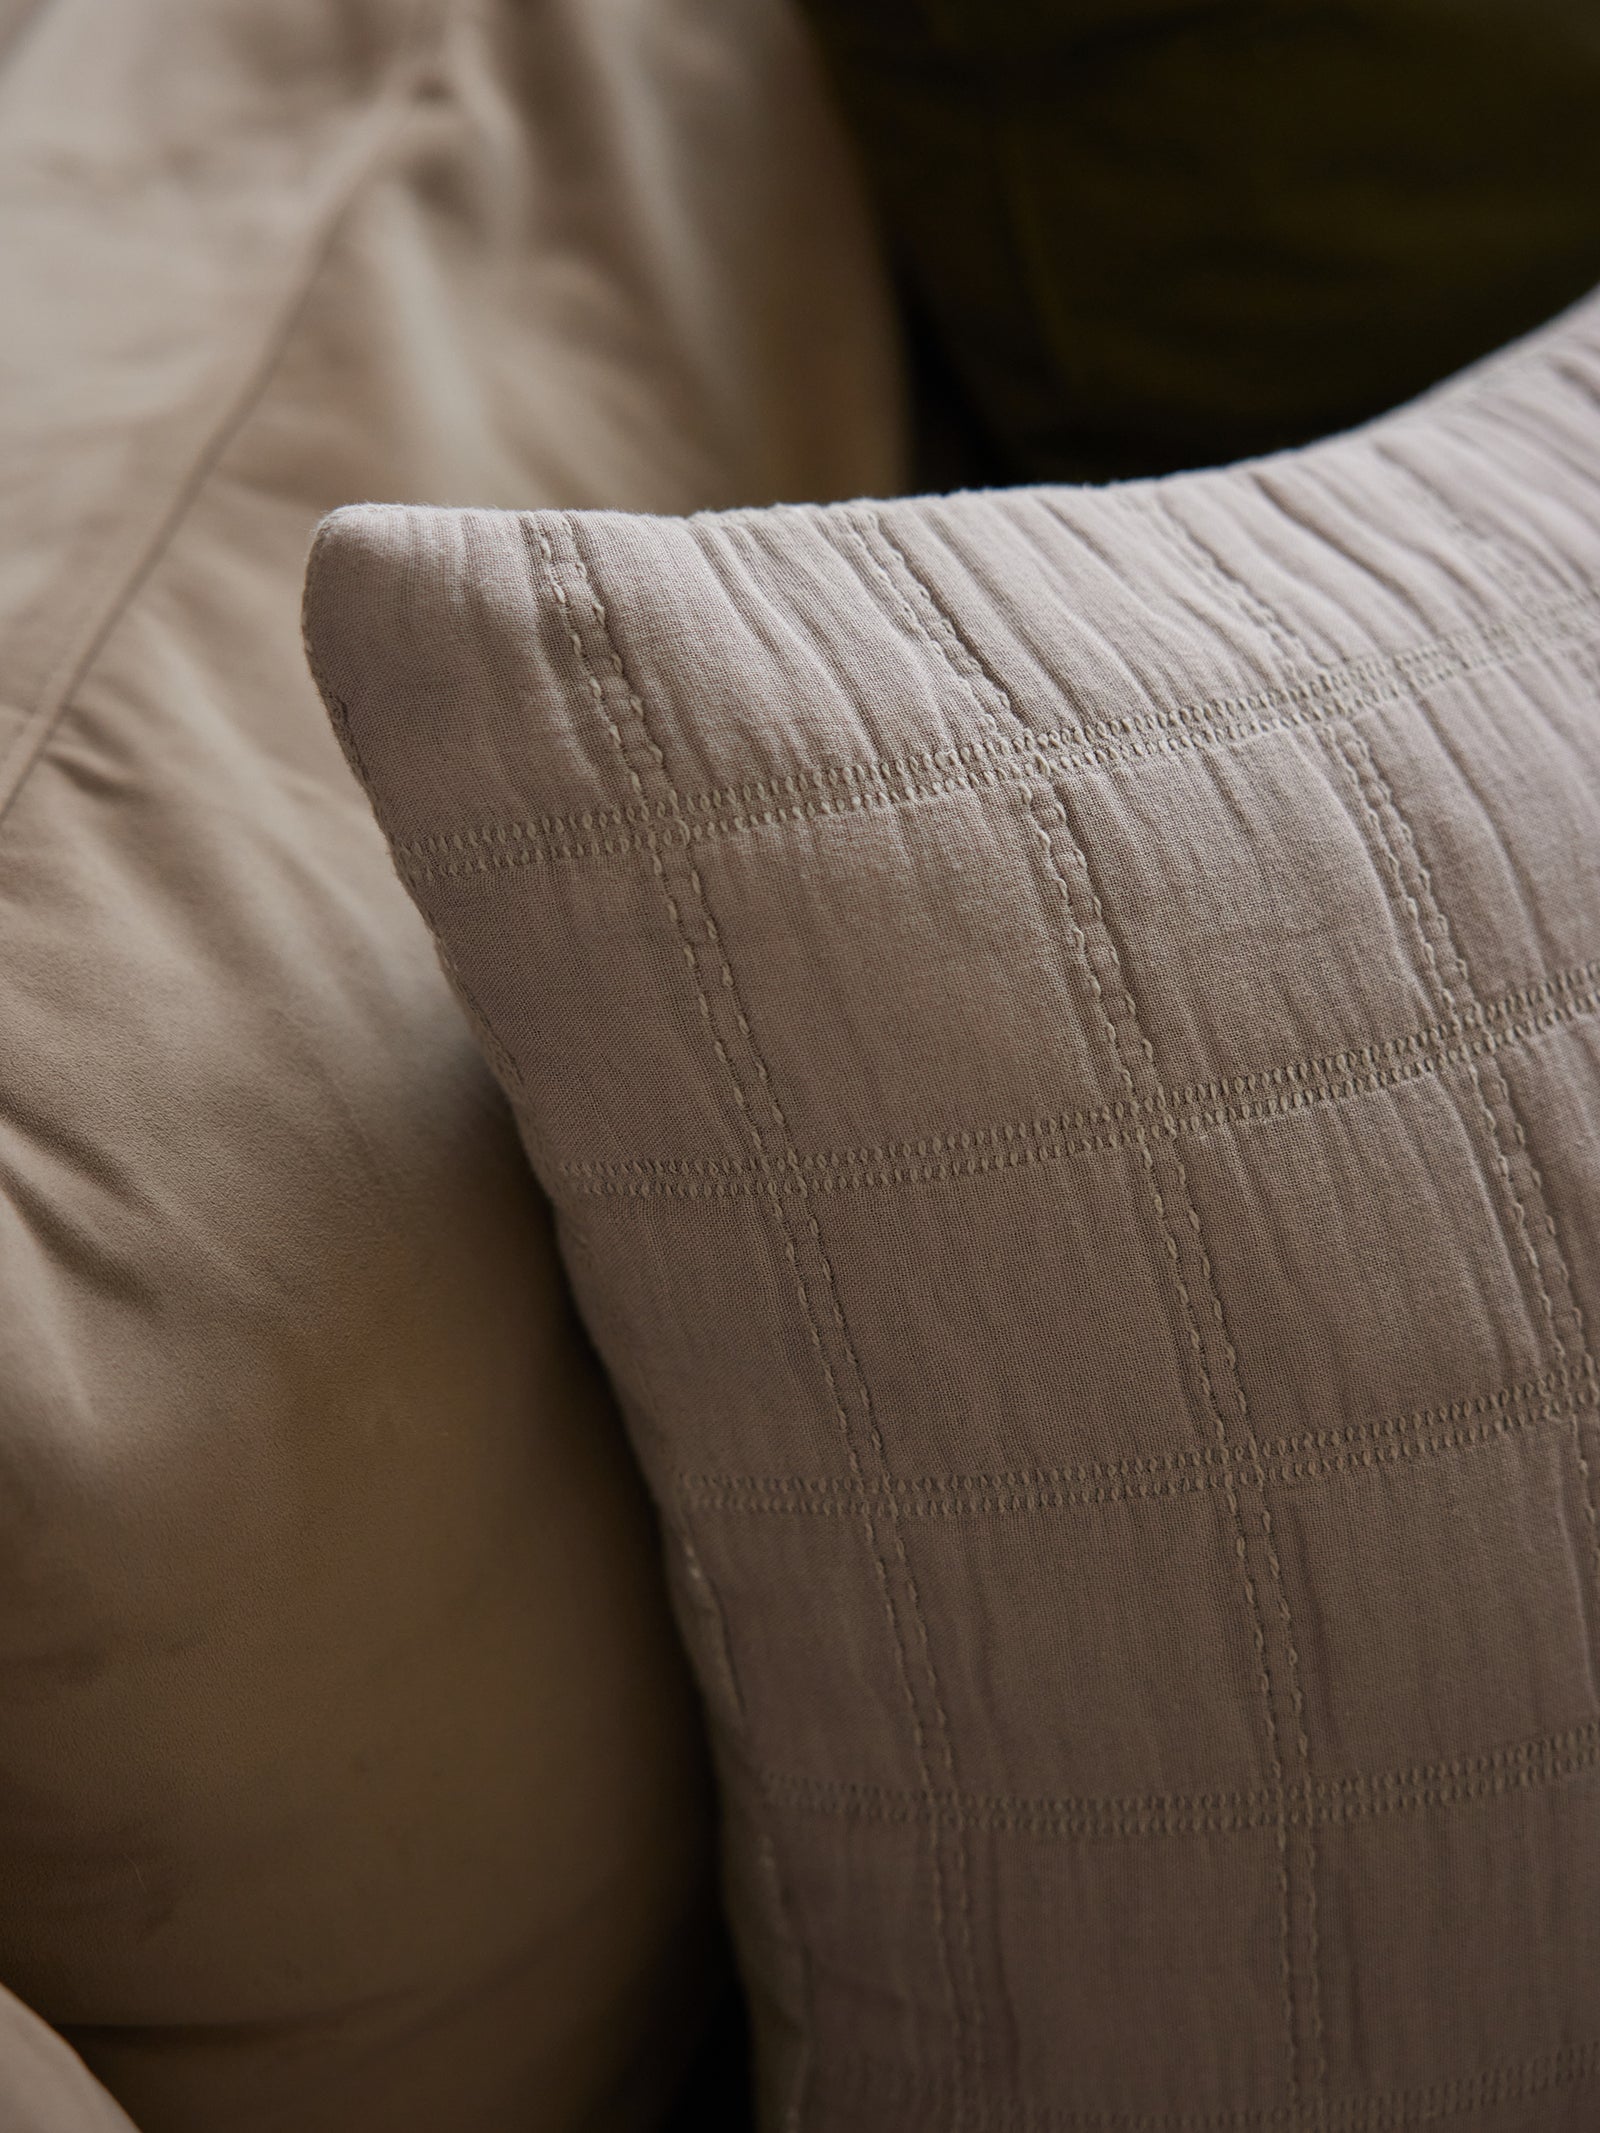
top-left (304, 290), bottom-right (1600, 2130)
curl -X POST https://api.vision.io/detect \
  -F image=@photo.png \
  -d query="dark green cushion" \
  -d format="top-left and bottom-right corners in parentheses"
top-left (801, 0), bottom-right (1600, 481)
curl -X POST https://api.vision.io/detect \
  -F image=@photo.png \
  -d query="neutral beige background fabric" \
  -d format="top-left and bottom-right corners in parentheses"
top-left (308, 289), bottom-right (1600, 2130)
top-left (0, 2), bottom-right (902, 2129)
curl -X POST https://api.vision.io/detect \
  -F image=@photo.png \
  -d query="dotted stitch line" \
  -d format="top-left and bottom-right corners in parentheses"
top-left (759, 1715), bottom-right (1600, 1842)
top-left (821, 2029), bottom-right (1600, 2131)
top-left (677, 1367), bottom-right (1597, 1519)
top-left (391, 588), bottom-right (1597, 880)
top-left (561, 962), bottom-right (1600, 1196)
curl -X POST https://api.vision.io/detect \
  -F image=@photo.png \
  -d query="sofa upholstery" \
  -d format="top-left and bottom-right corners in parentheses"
top-left (0, 2), bottom-right (901, 2127)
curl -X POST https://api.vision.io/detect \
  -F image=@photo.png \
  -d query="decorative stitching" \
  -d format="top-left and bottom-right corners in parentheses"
top-left (679, 1364), bottom-right (1596, 1518)
top-left (859, 510), bottom-right (1321, 2120)
top-left (531, 513), bottom-right (979, 2129)
top-left (1343, 439), bottom-right (1600, 1630)
top-left (801, 514), bottom-right (998, 2120)
top-left (559, 957), bottom-right (1600, 1197)
top-left (821, 2031), bottom-right (1600, 2131)
top-left (1366, 439), bottom-right (1576, 614)
top-left (387, 588), bottom-right (1598, 880)
top-left (1130, 526), bottom-right (1335, 2111)
top-left (1145, 496), bottom-right (1309, 672)
top-left (1050, 797), bottom-right (1323, 2116)
top-left (1329, 723), bottom-right (1600, 1642)
top-left (759, 1712), bottom-right (1600, 1841)
top-left (1238, 448), bottom-right (1595, 2115)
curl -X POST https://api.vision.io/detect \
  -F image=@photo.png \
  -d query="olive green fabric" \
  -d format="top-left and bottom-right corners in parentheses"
top-left (802, 0), bottom-right (1600, 481)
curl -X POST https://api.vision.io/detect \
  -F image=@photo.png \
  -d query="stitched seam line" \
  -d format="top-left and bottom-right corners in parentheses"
top-left (1144, 495), bottom-right (1309, 672)
top-left (822, 2032), bottom-right (1600, 2130)
top-left (777, 511), bottom-right (996, 2122)
top-left (0, 0), bottom-right (453, 836)
top-left (678, 1366), bottom-right (1597, 1517)
top-left (834, 515), bottom-right (1014, 2129)
top-left (1330, 724), bottom-right (1600, 1662)
top-left (1127, 531), bottom-right (1330, 2110)
top-left (759, 1712), bottom-right (1600, 1840)
top-left (1366, 439), bottom-right (1572, 614)
top-left (535, 513), bottom-right (973, 2126)
top-left (559, 960), bottom-right (1600, 1195)
top-left (388, 587), bottom-right (1598, 878)
top-left (866, 507), bottom-right (1331, 2124)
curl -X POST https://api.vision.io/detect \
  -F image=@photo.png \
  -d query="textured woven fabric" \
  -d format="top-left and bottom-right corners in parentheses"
top-left (305, 291), bottom-right (1600, 2130)
top-left (0, 1986), bottom-right (139, 2133)
top-left (0, 2), bottom-right (898, 2128)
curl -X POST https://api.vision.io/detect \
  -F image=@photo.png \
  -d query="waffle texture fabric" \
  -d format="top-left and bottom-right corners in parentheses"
top-left (0, 0), bottom-right (900, 2128)
top-left (305, 291), bottom-right (1600, 2130)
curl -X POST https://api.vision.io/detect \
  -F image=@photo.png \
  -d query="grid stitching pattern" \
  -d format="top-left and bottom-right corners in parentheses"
top-left (852, 505), bottom-right (1327, 2117)
top-left (537, 512), bottom-right (989, 2130)
top-left (823, 2032), bottom-right (1600, 2131)
top-left (760, 1713), bottom-right (1600, 1841)
top-left (388, 588), bottom-right (1597, 880)
top-left (1325, 694), bottom-right (1600, 1623)
top-left (1153, 490), bottom-right (1598, 2128)
top-left (559, 957), bottom-right (1600, 1195)
top-left (312, 308), bottom-right (1600, 2131)
top-left (678, 1363), bottom-right (1597, 1518)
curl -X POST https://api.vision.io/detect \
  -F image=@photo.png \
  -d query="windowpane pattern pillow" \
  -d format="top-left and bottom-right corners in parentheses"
top-left (304, 291), bottom-right (1600, 2131)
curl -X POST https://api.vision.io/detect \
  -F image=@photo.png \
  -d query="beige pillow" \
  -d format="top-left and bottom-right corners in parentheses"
top-left (0, 1987), bottom-right (141, 2133)
top-left (0, 1), bottom-right (898, 2128)
top-left (305, 293), bottom-right (1600, 2128)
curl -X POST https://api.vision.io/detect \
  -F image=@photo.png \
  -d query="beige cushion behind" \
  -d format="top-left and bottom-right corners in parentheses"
top-left (0, 2), bottom-right (901, 2129)
top-left (306, 291), bottom-right (1600, 2129)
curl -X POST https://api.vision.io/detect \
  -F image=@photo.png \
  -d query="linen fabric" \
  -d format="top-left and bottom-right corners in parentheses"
top-left (0, 1), bottom-right (900, 2129)
top-left (0, 1986), bottom-right (140, 2133)
top-left (307, 284), bottom-right (1600, 2132)
top-left (800, 0), bottom-right (1600, 482)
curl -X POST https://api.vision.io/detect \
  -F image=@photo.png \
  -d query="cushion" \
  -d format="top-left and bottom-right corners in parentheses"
top-left (800, 0), bottom-right (1600, 481)
top-left (305, 292), bottom-right (1600, 2126)
top-left (0, 1), bottom-right (899, 2129)
top-left (0, 1986), bottom-right (140, 2133)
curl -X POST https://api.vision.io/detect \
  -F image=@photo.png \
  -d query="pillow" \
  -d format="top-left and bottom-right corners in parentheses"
top-left (0, 1986), bottom-right (140, 2133)
top-left (799, 0), bottom-right (1600, 482)
top-left (0, 0), bottom-right (897, 2127)
top-left (304, 288), bottom-right (1600, 2128)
